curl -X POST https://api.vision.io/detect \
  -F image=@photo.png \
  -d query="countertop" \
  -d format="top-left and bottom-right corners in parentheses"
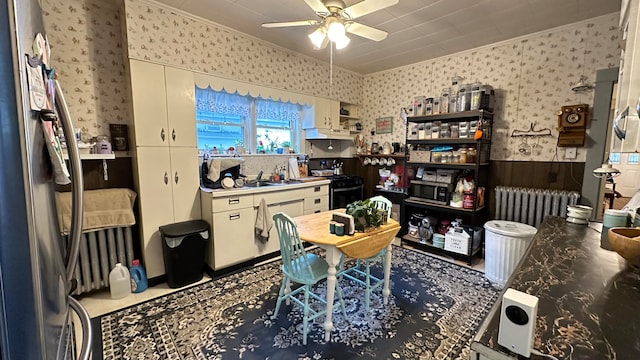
top-left (471, 216), bottom-right (639, 359)
top-left (200, 179), bottom-right (330, 197)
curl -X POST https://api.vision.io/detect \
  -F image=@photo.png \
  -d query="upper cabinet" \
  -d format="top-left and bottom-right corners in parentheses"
top-left (302, 97), bottom-right (340, 130)
top-left (129, 60), bottom-right (196, 147)
top-left (165, 67), bottom-right (197, 147)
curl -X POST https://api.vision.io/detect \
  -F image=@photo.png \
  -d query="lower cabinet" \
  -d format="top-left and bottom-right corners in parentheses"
top-left (201, 183), bottom-right (329, 270)
top-left (212, 207), bottom-right (255, 269)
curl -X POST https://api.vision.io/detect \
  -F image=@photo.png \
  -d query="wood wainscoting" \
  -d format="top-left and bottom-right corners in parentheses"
top-left (487, 160), bottom-right (585, 219)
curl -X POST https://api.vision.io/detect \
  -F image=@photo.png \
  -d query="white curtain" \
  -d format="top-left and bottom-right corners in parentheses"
top-left (255, 98), bottom-right (300, 123)
top-left (195, 86), bottom-right (250, 116)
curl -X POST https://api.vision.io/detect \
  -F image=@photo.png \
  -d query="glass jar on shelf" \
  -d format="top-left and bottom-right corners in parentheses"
top-left (431, 152), bottom-right (442, 163)
top-left (467, 147), bottom-right (477, 163)
top-left (459, 147), bottom-right (467, 163)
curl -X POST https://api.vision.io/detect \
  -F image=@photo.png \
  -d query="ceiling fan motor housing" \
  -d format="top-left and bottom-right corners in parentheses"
top-left (324, 0), bottom-right (347, 14)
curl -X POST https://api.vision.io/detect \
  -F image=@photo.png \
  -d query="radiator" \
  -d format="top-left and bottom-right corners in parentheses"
top-left (494, 186), bottom-right (580, 227)
top-left (67, 227), bottom-right (134, 295)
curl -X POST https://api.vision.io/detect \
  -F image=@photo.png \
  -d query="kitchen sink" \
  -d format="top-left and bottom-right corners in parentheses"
top-left (244, 180), bottom-right (274, 187)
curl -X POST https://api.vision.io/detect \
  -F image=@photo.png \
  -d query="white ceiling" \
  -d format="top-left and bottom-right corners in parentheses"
top-left (146, 0), bottom-right (620, 74)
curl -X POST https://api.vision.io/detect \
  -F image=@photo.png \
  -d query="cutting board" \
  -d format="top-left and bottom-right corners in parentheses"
top-left (293, 176), bottom-right (326, 183)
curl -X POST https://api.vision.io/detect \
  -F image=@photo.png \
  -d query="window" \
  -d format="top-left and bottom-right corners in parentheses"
top-left (609, 152), bottom-right (621, 164)
top-left (195, 87), bottom-right (301, 154)
top-left (628, 153), bottom-right (639, 165)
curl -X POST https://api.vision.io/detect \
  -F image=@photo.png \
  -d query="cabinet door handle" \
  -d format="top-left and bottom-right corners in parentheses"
top-left (314, 198), bottom-right (321, 204)
top-left (314, 210), bottom-right (321, 213)
top-left (163, 172), bottom-right (168, 185)
top-left (160, 128), bottom-right (165, 142)
top-left (228, 198), bottom-right (240, 205)
top-left (172, 128), bottom-right (176, 142)
top-left (229, 213), bottom-right (241, 220)
top-left (174, 172), bottom-right (179, 184)
top-left (314, 186), bottom-right (321, 192)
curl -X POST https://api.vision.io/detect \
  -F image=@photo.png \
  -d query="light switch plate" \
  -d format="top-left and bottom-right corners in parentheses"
top-left (565, 147), bottom-right (577, 159)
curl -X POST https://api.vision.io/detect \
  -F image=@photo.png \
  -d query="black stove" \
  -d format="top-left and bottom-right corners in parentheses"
top-left (322, 175), bottom-right (364, 209)
top-left (324, 175), bottom-right (363, 189)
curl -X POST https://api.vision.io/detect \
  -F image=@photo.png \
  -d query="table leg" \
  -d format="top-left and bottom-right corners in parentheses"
top-left (323, 246), bottom-right (341, 342)
top-left (383, 243), bottom-right (393, 304)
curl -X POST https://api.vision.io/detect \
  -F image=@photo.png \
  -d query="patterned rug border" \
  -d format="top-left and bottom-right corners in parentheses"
top-left (90, 245), bottom-right (498, 359)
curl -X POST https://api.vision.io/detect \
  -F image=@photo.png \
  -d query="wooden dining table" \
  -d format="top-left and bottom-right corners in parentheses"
top-left (293, 209), bottom-right (401, 342)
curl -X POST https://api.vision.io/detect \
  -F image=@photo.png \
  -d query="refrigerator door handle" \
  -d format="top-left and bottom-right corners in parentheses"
top-left (55, 80), bottom-right (85, 281)
top-left (68, 296), bottom-right (93, 360)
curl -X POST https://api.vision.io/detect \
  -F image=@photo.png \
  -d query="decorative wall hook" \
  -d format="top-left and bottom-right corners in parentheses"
top-left (511, 123), bottom-right (552, 138)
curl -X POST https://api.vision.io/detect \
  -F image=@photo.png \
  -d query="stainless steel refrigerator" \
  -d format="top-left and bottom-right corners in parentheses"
top-left (0, 0), bottom-right (92, 358)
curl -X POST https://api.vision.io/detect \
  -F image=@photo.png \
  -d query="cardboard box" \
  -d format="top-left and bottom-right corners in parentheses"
top-left (423, 170), bottom-right (437, 182)
top-left (444, 226), bottom-right (483, 255)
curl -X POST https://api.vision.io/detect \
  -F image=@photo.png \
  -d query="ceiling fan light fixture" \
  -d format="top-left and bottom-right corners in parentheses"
top-left (308, 27), bottom-right (327, 48)
top-left (334, 34), bottom-right (350, 49)
top-left (326, 17), bottom-right (345, 41)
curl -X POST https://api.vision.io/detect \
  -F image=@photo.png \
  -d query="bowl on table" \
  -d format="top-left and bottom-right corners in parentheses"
top-left (608, 227), bottom-right (640, 267)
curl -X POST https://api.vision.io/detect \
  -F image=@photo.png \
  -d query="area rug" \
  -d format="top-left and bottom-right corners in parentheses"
top-left (93, 246), bottom-right (501, 359)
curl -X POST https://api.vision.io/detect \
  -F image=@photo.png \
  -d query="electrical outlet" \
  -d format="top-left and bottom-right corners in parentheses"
top-left (548, 172), bottom-right (558, 182)
top-left (564, 147), bottom-right (577, 159)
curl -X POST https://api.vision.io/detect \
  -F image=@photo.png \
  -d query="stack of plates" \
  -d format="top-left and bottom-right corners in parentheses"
top-left (566, 205), bottom-right (592, 225)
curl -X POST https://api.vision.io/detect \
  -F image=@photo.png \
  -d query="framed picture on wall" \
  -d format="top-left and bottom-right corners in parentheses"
top-left (376, 116), bottom-right (393, 134)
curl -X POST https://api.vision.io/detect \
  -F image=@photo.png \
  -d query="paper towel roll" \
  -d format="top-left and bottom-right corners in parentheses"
top-left (288, 158), bottom-right (300, 179)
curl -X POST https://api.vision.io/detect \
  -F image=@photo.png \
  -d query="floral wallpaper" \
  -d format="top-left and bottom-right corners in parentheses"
top-left (361, 13), bottom-right (620, 162)
top-left (122, 0), bottom-right (362, 106)
top-left (41, 0), bottom-right (129, 140)
top-left (42, 0), bottom-right (619, 163)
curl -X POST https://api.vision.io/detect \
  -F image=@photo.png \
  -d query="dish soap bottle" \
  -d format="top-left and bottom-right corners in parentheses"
top-left (129, 259), bottom-right (148, 293)
top-left (109, 263), bottom-right (131, 299)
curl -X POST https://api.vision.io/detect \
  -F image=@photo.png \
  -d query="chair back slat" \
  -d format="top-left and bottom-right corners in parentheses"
top-left (369, 195), bottom-right (392, 218)
top-left (273, 212), bottom-right (314, 281)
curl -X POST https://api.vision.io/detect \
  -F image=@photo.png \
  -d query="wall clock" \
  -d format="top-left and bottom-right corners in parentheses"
top-left (557, 104), bottom-right (588, 129)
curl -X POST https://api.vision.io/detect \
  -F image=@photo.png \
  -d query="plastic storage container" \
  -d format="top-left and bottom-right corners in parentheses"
top-left (109, 263), bottom-right (131, 299)
top-left (159, 220), bottom-right (210, 288)
top-left (484, 220), bottom-right (537, 286)
top-left (601, 209), bottom-right (630, 249)
top-left (129, 259), bottom-right (148, 293)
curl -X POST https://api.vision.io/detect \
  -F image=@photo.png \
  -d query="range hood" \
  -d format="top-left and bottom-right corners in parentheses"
top-left (305, 128), bottom-right (353, 140)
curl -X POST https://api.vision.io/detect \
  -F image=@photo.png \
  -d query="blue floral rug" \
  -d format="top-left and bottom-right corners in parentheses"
top-left (93, 246), bottom-right (501, 359)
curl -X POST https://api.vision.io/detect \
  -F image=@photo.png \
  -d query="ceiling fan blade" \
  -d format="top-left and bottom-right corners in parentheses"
top-left (262, 20), bottom-right (320, 28)
top-left (346, 22), bottom-right (388, 41)
top-left (303, 0), bottom-right (329, 13)
top-left (342, 0), bottom-right (398, 19)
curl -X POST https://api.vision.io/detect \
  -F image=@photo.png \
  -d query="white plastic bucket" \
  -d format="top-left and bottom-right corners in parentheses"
top-left (483, 220), bottom-right (537, 286)
top-left (109, 263), bottom-right (131, 299)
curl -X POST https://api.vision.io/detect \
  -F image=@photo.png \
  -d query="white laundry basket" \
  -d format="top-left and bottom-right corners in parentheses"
top-left (483, 220), bottom-right (537, 285)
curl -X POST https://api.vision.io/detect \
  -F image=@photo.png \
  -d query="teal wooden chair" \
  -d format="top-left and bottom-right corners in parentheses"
top-left (271, 212), bottom-right (347, 345)
top-left (341, 196), bottom-right (393, 310)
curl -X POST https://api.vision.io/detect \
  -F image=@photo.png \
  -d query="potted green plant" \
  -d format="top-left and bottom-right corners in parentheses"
top-left (346, 199), bottom-right (386, 232)
top-left (281, 141), bottom-right (291, 153)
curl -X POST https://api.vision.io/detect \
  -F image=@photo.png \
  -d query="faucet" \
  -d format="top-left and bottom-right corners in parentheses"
top-left (256, 170), bottom-right (263, 181)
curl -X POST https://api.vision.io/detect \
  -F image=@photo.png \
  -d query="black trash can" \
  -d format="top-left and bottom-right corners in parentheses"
top-left (159, 220), bottom-right (210, 288)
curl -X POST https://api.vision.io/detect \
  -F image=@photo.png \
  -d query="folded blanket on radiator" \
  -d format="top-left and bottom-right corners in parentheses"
top-left (55, 188), bottom-right (137, 234)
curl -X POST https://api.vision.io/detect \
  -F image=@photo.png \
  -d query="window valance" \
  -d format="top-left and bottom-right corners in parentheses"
top-left (194, 73), bottom-right (314, 106)
top-left (195, 88), bottom-right (251, 116)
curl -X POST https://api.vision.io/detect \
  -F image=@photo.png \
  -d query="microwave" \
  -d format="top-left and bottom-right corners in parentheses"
top-left (409, 180), bottom-right (453, 204)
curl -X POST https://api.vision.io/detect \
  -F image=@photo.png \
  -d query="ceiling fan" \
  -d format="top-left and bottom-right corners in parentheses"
top-left (261, 0), bottom-right (398, 49)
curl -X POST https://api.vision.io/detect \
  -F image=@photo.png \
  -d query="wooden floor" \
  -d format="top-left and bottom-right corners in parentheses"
top-left (613, 197), bottom-right (631, 210)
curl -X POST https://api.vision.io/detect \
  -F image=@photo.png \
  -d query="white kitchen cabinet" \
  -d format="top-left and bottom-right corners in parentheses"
top-left (129, 59), bottom-right (200, 279)
top-left (165, 66), bottom-right (197, 147)
top-left (255, 197), bottom-right (304, 257)
top-left (129, 60), bottom-right (168, 147)
top-left (201, 193), bottom-right (255, 270)
top-left (303, 184), bottom-right (329, 214)
top-left (302, 97), bottom-right (340, 130)
top-left (129, 60), bottom-right (196, 147)
top-left (135, 147), bottom-right (201, 278)
top-left (212, 207), bottom-right (255, 269)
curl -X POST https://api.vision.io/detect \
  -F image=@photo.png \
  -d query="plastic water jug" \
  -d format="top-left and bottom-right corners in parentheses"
top-left (129, 259), bottom-right (148, 293)
top-left (109, 263), bottom-right (131, 299)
